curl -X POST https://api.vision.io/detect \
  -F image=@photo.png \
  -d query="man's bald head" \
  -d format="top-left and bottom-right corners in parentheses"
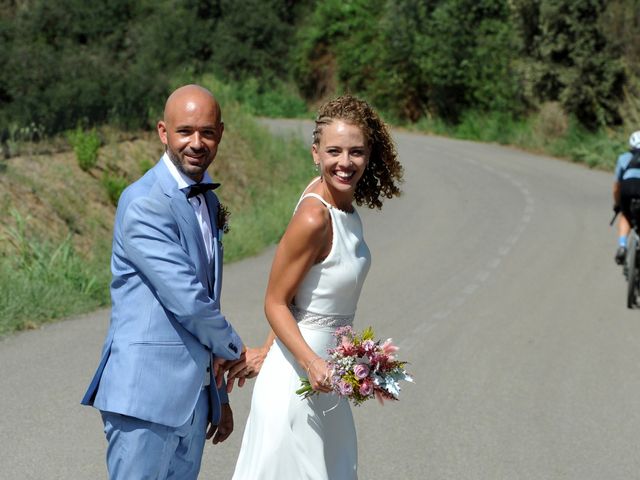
top-left (163, 85), bottom-right (221, 124)
top-left (157, 84), bottom-right (224, 182)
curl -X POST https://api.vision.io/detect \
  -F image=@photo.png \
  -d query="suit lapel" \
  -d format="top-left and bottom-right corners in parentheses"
top-left (171, 196), bottom-right (209, 255)
top-left (154, 160), bottom-right (211, 291)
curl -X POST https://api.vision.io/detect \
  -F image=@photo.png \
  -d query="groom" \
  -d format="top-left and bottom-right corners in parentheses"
top-left (82, 84), bottom-right (246, 479)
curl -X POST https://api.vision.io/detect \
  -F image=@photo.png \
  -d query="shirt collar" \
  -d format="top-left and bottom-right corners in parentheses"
top-left (162, 152), bottom-right (213, 189)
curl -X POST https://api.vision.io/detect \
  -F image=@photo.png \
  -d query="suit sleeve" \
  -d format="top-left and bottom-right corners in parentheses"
top-left (121, 196), bottom-right (243, 360)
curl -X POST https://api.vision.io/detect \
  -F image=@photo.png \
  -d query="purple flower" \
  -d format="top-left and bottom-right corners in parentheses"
top-left (362, 339), bottom-right (376, 353)
top-left (353, 363), bottom-right (370, 380)
top-left (338, 380), bottom-right (353, 396)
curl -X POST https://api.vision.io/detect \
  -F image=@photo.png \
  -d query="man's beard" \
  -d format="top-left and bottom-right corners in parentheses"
top-left (166, 148), bottom-right (188, 176)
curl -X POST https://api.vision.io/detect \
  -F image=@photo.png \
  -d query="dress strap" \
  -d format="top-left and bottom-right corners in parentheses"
top-left (296, 193), bottom-right (332, 211)
top-left (294, 178), bottom-right (332, 212)
top-left (302, 176), bottom-right (322, 193)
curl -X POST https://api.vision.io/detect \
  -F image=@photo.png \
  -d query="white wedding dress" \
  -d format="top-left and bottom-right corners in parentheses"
top-left (232, 186), bottom-right (371, 480)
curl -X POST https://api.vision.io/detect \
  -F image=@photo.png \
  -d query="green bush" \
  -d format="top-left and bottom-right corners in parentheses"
top-left (225, 78), bottom-right (308, 118)
top-left (67, 127), bottom-right (101, 171)
top-left (547, 120), bottom-right (626, 168)
top-left (101, 171), bottom-right (129, 206)
top-left (456, 110), bottom-right (528, 145)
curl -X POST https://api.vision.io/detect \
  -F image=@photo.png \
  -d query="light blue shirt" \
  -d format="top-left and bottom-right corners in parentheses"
top-left (615, 151), bottom-right (640, 181)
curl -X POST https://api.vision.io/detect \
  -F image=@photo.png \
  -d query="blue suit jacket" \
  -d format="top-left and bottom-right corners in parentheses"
top-left (81, 159), bottom-right (243, 427)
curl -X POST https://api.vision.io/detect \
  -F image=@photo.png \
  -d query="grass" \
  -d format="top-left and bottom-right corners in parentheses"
top-left (0, 210), bottom-right (110, 335)
top-left (0, 82), bottom-right (312, 336)
top-left (174, 73), bottom-right (311, 120)
top-left (220, 136), bottom-right (312, 261)
top-left (412, 107), bottom-right (628, 171)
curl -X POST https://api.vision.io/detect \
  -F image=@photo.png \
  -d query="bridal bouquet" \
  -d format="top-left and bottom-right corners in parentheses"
top-left (296, 326), bottom-right (413, 406)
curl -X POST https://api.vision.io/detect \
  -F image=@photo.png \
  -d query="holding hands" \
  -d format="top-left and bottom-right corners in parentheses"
top-left (214, 342), bottom-right (272, 393)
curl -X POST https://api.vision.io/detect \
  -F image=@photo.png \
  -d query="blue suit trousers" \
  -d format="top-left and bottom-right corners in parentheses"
top-left (101, 389), bottom-right (209, 480)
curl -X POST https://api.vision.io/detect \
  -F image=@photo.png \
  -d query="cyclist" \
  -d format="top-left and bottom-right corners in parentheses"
top-left (614, 130), bottom-right (640, 264)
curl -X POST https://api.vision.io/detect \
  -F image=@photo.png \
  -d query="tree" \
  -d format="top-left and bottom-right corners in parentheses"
top-left (0, 0), bottom-right (221, 137)
top-left (293, 0), bottom-right (520, 123)
top-left (514, 0), bottom-right (626, 129)
top-left (209, 0), bottom-right (303, 84)
top-left (292, 0), bottom-right (386, 102)
top-left (600, 0), bottom-right (640, 126)
top-left (417, 0), bottom-right (519, 121)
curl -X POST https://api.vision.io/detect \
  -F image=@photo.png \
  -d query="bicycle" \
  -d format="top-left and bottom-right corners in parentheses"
top-left (618, 198), bottom-right (640, 308)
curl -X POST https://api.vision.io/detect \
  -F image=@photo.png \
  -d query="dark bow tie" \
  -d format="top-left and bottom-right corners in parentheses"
top-left (182, 182), bottom-right (220, 198)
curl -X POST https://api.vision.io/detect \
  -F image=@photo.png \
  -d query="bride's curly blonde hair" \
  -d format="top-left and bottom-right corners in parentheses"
top-left (312, 94), bottom-right (403, 209)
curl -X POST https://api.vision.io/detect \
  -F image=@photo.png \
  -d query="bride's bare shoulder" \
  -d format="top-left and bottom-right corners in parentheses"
top-left (295, 196), bottom-right (330, 227)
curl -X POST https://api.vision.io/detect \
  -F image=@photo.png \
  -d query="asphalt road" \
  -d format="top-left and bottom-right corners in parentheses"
top-left (1, 120), bottom-right (638, 479)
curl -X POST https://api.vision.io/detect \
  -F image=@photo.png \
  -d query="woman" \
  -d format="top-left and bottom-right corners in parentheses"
top-left (232, 94), bottom-right (403, 479)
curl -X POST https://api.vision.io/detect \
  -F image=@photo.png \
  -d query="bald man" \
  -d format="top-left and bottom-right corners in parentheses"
top-left (82, 85), bottom-right (246, 479)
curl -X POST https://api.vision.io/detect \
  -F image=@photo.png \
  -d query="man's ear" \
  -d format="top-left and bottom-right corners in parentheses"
top-left (157, 120), bottom-right (168, 145)
top-left (218, 122), bottom-right (225, 143)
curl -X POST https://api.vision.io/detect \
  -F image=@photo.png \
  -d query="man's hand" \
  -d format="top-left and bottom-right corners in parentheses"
top-left (213, 354), bottom-right (245, 389)
top-left (225, 346), bottom-right (269, 392)
top-left (206, 403), bottom-right (233, 445)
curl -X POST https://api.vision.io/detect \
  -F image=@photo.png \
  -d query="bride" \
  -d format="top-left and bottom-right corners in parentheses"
top-left (231, 94), bottom-right (403, 479)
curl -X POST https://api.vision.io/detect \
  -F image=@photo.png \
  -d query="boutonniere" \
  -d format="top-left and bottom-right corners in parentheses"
top-left (217, 203), bottom-right (230, 234)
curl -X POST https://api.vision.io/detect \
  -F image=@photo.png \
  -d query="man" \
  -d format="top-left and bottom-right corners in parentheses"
top-left (82, 84), bottom-right (247, 479)
top-left (614, 130), bottom-right (640, 264)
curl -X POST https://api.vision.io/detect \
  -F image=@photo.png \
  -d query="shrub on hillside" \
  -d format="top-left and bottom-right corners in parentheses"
top-left (67, 127), bottom-right (101, 172)
top-left (102, 171), bottom-right (129, 206)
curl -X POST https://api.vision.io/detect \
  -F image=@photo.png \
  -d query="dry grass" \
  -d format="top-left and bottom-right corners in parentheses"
top-left (0, 117), bottom-right (279, 257)
top-left (534, 101), bottom-right (569, 141)
top-left (0, 131), bottom-right (162, 257)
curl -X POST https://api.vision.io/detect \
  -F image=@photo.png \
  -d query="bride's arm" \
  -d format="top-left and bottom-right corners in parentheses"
top-left (264, 200), bottom-right (333, 393)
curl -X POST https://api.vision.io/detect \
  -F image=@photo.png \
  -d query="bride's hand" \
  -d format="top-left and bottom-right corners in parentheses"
top-left (225, 346), bottom-right (269, 392)
top-left (306, 357), bottom-right (332, 393)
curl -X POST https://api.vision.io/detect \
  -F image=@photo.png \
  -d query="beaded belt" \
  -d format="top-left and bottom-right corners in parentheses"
top-left (289, 304), bottom-right (354, 329)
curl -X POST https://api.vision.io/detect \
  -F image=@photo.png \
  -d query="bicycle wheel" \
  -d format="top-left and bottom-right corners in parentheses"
top-left (627, 234), bottom-right (639, 308)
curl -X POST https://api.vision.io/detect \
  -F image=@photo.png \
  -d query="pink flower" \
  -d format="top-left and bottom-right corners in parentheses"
top-left (381, 339), bottom-right (398, 357)
top-left (359, 380), bottom-right (373, 396)
top-left (339, 338), bottom-right (356, 356)
top-left (353, 363), bottom-right (370, 380)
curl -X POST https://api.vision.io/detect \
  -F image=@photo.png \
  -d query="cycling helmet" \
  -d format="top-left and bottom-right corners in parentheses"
top-left (630, 131), bottom-right (640, 149)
